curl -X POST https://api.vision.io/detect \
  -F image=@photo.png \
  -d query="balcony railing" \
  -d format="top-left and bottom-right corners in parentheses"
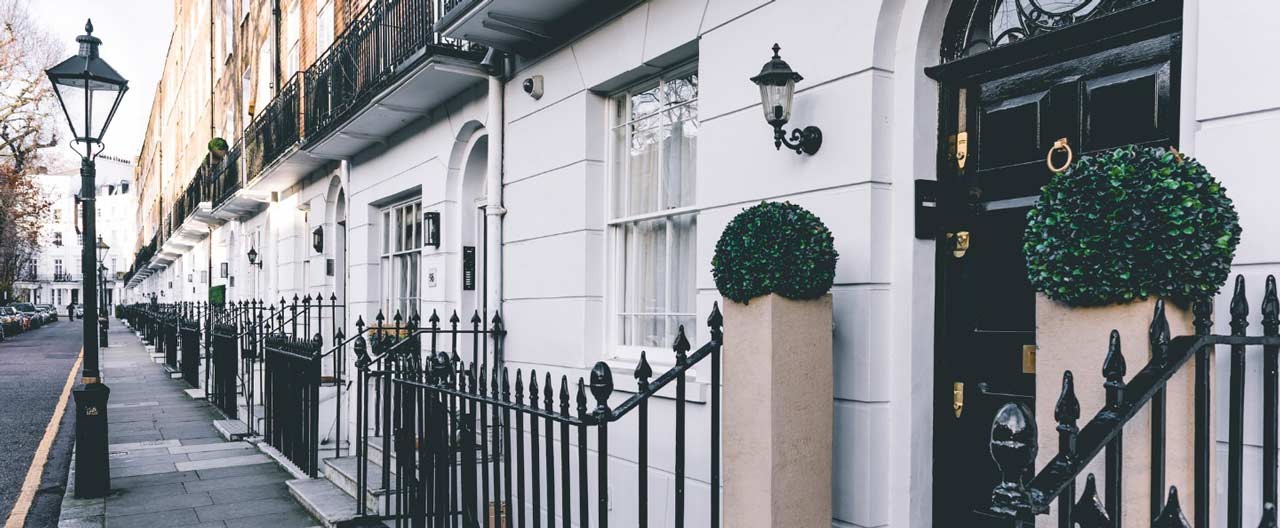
top-left (211, 143), bottom-right (243, 210)
top-left (302, 0), bottom-right (482, 144)
top-left (245, 74), bottom-right (302, 181)
top-left (436, 0), bottom-right (482, 29)
top-left (15, 272), bottom-right (81, 282)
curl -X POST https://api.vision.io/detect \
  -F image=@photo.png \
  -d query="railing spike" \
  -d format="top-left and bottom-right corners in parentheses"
top-left (355, 315), bottom-right (365, 331)
top-left (544, 372), bottom-right (554, 405)
top-left (1260, 503), bottom-right (1278, 528)
top-left (634, 350), bottom-right (653, 387)
top-left (393, 310), bottom-right (403, 324)
top-left (375, 310), bottom-right (385, 324)
top-left (1073, 474), bottom-right (1111, 526)
top-left (1193, 295), bottom-right (1214, 335)
top-left (501, 367), bottom-right (511, 400)
top-left (989, 402), bottom-right (1037, 517)
top-left (1231, 274), bottom-right (1250, 334)
top-left (471, 310), bottom-right (482, 324)
top-left (515, 369), bottom-right (524, 401)
top-left (449, 310), bottom-right (460, 324)
top-left (491, 312), bottom-right (504, 333)
top-left (1150, 298), bottom-right (1171, 363)
top-left (576, 378), bottom-right (588, 416)
top-left (708, 301), bottom-right (723, 329)
top-left (529, 369), bottom-right (539, 399)
top-left (1153, 486), bottom-right (1191, 528)
top-left (1103, 329), bottom-right (1126, 382)
top-left (1263, 275), bottom-right (1279, 329)
top-left (1055, 370), bottom-right (1080, 427)
top-left (428, 309), bottom-right (439, 325)
top-left (560, 375), bottom-right (570, 405)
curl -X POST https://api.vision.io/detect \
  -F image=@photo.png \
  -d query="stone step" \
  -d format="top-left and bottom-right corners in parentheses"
top-left (213, 418), bottom-right (248, 441)
top-left (323, 456), bottom-right (395, 515)
top-left (287, 478), bottom-right (359, 528)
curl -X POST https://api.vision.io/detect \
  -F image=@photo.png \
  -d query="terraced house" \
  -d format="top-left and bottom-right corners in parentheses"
top-left (120, 0), bottom-right (1280, 526)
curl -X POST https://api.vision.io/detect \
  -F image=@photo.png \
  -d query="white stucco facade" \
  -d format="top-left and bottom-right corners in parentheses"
top-left (123, 0), bottom-right (1280, 525)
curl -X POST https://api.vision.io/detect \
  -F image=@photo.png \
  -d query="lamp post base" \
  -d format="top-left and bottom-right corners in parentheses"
top-left (72, 383), bottom-right (111, 498)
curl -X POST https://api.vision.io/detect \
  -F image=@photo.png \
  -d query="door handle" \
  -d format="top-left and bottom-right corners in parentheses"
top-left (946, 231), bottom-right (971, 258)
top-left (953, 382), bottom-right (964, 418)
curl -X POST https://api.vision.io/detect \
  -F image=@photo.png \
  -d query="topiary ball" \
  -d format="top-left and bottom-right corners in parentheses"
top-left (712, 201), bottom-right (838, 304)
top-left (1024, 145), bottom-right (1241, 307)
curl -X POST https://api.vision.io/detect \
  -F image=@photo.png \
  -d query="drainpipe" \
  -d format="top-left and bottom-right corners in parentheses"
top-left (484, 52), bottom-right (509, 366)
top-left (270, 0), bottom-right (281, 95)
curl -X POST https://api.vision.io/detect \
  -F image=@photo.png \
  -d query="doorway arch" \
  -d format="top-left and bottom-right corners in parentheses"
top-left (457, 134), bottom-right (488, 325)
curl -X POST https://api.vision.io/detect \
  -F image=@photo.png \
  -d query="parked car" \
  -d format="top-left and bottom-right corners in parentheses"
top-left (0, 307), bottom-right (23, 336)
top-left (74, 304), bottom-right (85, 318)
top-left (36, 305), bottom-right (57, 323)
top-left (13, 303), bottom-right (42, 330)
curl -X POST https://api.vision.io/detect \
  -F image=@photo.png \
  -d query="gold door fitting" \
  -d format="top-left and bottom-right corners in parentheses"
top-left (953, 382), bottom-right (964, 418)
top-left (946, 231), bottom-right (971, 258)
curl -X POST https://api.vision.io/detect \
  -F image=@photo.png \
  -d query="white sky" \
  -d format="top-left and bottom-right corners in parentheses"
top-left (27, 0), bottom-right (174, 163)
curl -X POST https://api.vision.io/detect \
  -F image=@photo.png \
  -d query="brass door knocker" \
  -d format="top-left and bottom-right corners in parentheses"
top-left (1047, 137), bottom-right (1073, 174)
top-left (946, 231), bottom-right (971, 258)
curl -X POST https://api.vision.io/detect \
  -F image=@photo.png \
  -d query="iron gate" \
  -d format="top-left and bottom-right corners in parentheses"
top-left (211, 311), bottom-right (239, 418)
top-left (180, 307), bottom-right (201, 388)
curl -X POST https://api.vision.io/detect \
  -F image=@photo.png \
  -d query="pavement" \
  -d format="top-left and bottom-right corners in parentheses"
top-left (0, 318), bottom-right (81, 528)
top-left (54, 320), bottom-right (321, 528)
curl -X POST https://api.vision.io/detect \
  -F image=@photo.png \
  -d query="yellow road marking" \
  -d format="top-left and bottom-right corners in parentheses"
top-left (4, 348), bottom-right (83, 528)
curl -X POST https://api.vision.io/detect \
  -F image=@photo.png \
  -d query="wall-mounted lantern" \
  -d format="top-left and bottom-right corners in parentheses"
top-left (750, 44), bottom-right (822, 155)
top-left (247, 247), bottom-right (262, 268)
top-left (424, 211), bottom-right (441, 248)
top-left (312, 226), bottom-right (324, 253)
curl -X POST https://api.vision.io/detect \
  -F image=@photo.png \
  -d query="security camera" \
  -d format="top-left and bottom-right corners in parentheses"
top-left (523, 75), bottom-right (544, 100)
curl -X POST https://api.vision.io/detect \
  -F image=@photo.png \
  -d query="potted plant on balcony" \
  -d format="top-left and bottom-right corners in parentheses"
top-left (712, 201), bottom-right (838, 528)
top-left (208, 137), bottom-right (229, 159)
top-left (1024, 145), bottom-right (1240, 524)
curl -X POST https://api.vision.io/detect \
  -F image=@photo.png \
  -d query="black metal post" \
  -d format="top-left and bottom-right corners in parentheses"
top-left (73, 155), bottom-right (110, 498)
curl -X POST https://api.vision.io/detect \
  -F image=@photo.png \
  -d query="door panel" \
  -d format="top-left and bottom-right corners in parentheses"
top-left (933, 31), bottom-right (1179, 526)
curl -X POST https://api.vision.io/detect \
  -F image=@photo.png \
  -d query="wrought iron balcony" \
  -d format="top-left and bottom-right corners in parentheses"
top-left (245, 75), bottom-right (302, 182)
top-left (301, 0), bottom-right (485, 158)
top-left (210, 144), bottom-right (242, 210)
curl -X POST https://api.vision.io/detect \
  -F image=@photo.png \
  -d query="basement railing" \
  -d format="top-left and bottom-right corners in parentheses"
top-left (985, 275), bottom-right (1280, 527)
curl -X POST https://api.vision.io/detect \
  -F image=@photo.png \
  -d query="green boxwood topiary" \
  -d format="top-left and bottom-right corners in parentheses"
top-left (712, 201), bottom-right (838, 304)
top-left (1024, 145), bottom-right (1241, 307)
top-left (208, 137), bottom-right (229, 152)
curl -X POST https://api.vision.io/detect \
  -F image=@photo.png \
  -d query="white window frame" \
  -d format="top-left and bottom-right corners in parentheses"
top-left (379, 199), bottom-right (423, 320)
top-left (316, 0), bottom-right (335, 55)
top-left (605, 64), bottom-right (700, 362)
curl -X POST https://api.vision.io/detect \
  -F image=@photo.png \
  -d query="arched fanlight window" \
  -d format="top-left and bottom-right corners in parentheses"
top-left (942, 0), bottom-right (1155, 61)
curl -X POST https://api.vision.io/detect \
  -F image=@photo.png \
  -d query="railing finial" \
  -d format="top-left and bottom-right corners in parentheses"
top-left (1055, 370), bottom-right (1080, 428)
top-left (634, 350), bottom-right (653, 389)
top-left (1073, 474), bottom-right (1111, 526)
top-left (1150, 298), bottom-right (1171, 363)
top-left (1231, 274), bottom-right (1250, 335)
top-left (449, 310), bottom-right (460, 325)
top-left (1193, 295), bottom-right (1214, 335)
top-left (589, 361), bottom-right (614, 418)
top-left (1262, 275), bottom-right (1278, 331)
top-left (1103, 329), bottom-right (1126, 381)
top-left (989, 402), bottom-right (1037, 517)
top-left (1153, 486), bottom-right (1191, 528)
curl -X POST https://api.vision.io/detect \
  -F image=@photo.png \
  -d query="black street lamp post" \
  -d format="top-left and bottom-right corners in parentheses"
top-left (46, 20), bottom-right (128, 499)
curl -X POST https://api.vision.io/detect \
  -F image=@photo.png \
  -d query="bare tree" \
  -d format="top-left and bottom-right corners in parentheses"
top-left (0, 0), bottom-right (59, 300)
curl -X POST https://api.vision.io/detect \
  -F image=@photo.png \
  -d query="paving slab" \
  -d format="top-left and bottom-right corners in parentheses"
top-left (56, 326), bottom-right (320, 528)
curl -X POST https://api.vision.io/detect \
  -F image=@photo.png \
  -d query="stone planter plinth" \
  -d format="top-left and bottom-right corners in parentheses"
top-left (723, 293), bottom-right (832, 528)
top-left (1035, 294), bottom-right (1208, 527)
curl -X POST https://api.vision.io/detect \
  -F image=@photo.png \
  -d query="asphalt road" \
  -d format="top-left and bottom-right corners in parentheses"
top-left (0, 319), bottom-right (82, 528)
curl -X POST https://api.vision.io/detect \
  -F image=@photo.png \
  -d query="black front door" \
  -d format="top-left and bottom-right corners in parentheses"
top-left (928, 12), bottom-right (1181, 525)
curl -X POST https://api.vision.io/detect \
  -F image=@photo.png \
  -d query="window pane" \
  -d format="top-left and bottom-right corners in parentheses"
top-left (662, 106), bottom-right (697, 209)
top-left (627, 123), bottom-right (661, 217)
top-left (413, 204), bottom-right (422, 249)
top-left (621, 219), bottom-right (666, 347)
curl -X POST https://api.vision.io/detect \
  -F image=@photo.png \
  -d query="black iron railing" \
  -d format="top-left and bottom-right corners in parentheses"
top-left (436, 0), bottom-right (483, 30)
top-left (211, 308), bottom-right (240, 418)
top-left (210, 144), bottom-right (243, 210)
top-left (346, 304), bottom-right (723, 528)
top-left (985, 275), bottom-right (1280, 527)
top-left (302, 0), bottom-right (483, 144)
top-left (180, 308), bottom-right (202, 388)
top-left (245, 75), bottom-right (302, 181)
